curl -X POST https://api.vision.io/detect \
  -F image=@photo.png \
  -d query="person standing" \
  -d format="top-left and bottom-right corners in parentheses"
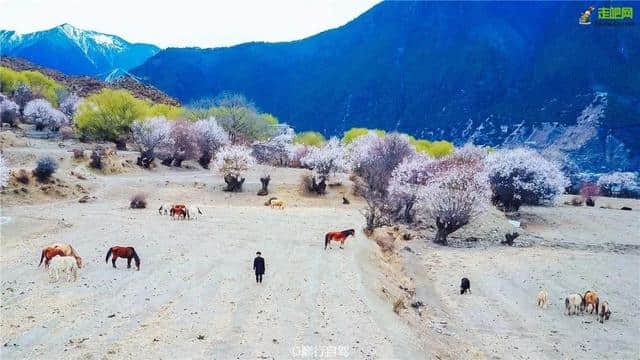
top-left (253, 251), bottom-right (265, 284)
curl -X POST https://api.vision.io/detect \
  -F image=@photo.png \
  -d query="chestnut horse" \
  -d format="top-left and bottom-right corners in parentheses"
top-left (170, 204), bottom-right (190, 220)
top-left (324, 229), bottom-right (356, 250)
top-left (39, 247), bottom-right (66, 268)
top-left (105, 246), bottom-right (140, 270)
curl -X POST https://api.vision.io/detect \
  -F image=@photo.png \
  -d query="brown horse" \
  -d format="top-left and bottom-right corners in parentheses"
top-left (170, 204), bottom-right (190, 220)
top-left (39, 247), bottom-right (66, 268)
top-left (105, 246), bottom-right (140, 271)
top-left (324, 229), bottom-right (356, 250)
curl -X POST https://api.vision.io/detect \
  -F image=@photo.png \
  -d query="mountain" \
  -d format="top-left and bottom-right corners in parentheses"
top-left (132, 1), bottom-right (639, 173)
top-left (0, 24), bottom-right (159, 78)
top-left (0, 56), bottom-right (179, 106)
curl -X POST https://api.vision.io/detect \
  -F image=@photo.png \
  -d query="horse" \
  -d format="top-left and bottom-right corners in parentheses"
top-left (460, 278), bottom-right (471, 295)
top-left (583, 290), bottom-right (599, 315)
top-left (536, 289), bottom-right (548, 309)
top-left (105, 246), bottom-right (140, 271)
top-left (565, 293), bottom-right (584, 315)
top-left (39, 247), bottom-right (66, 269)
top-left (324, 229), bottom-right (355, 250)
top-left (598, 301), bottom-right (611, 323)
top-left (48, 256), bottom-right (78, 282)
top-left (170, 204), bottom-right (189, 220)
top-left (50, 243), bottom-right (83, 268)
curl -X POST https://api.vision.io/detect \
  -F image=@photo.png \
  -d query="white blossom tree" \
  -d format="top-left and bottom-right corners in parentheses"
top-left (23, 99), bottom-right (68, 131)
top-left (387, 154), bottom-right (434, 223)
top-left (59, 93), bottom-right (82, 117)
top-left (417, 165), bottom-right (490, 245)
top-left (301, 137), bottom-right (347, 194)
top-left (0, 153), bottom-right (9, 188)
top-left (597, 172), bottom-right (639, 198)
top-left (0, 96), bottom-right (19, 126)
top-left (165, 119), bottom-right (200, 167)
top-left (252, 128), bottom-right (294, 167)
top-left (486, 148), bottom-right (568, 211)
top-left (131, 116), bottom-right (173, 168)
top-left (194, 117), bottom-right (230, 169)
top-left (215, 145), bottom-right (256, 192)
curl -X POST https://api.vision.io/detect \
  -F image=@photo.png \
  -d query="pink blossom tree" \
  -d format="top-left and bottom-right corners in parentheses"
top-left (131, 116), bottom-right (173, 168)
top-left (301, 137), bottom-right (347, 194)
top-left (164, 119), bottom-right (200, 167)
top-left (348, 133), bottom-right (414, 228)
top-left (252, 128), bottom-right (294, 167)
top-left (23, 99), bottom-right (68, 131)
top-left (59, 93), bottom-right (82, 118)
top-left (486, 148), bottom-right (568, 211)
top-left (215, 145), bottom-right (256, 192)
top-left (194, 117), bottom-right (230, 169)
top-left (387, 154), bottom-right (434, 223)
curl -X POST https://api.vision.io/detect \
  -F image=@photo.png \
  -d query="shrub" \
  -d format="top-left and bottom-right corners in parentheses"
top-left (0, 96), bottom-right (19, 126)
top-left (21, 70), bottom-right (62, 106)
top-left (23, 99), bottom-right (67, 131)
top-left (349, 133), bottom-right (414, 228)
top-left (74, 89), bottom-right (148, 142)
top-left (33, 156), bottom-right (58, 182)
top-left (294, 131), bottom-right (326, 147)
top-left (486, 148), bottom-right (569, 211)
top-left (72, 148), bottom-right (85, 160)
top-left (0, 67), bottom-right (28, 93)
top-left (342, 128), bottom-right (385, 145)
top-left (426, 140), bottom-right (455, 158)
top-left (131, 116), bottom-right (173, 168)
top-left (0, 154), bottom-right (8, 187)
top-left (194, 117), bottom-right (229, 169)
top-left (129, 193), bottom-right (147, 209)
top-left (215, 145), bottom-right (255, 192)
top-left (90, 147), bottom-right (105, 169)
top-left (148, 103), bottom-right (184, 119)
top-left (597, 172), bottom-right (639, 198)
top-left (14, 169), bottom-right (30, 185)
top-left (202, 93), bottom-right (273, 143)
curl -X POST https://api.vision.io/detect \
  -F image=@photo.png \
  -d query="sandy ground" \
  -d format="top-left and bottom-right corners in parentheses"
top-left (1, 135), bottom-right (639, 359)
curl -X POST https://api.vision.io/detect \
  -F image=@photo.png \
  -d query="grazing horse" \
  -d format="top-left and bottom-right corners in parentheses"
top-left (39, 247), bottom-right (66, 268)
top-left (598, 301), bottom-right (611, 323)
top-left (460, 278), bottom-right (471, 295)
top-left (324, 229), bottom-right (356, 250)
top-left (50, 243), bottom-right (83, 268)
top-left (583, 290), bottom-right (599, 315)
top-left (565, 293), bottom-right (584, 315)
top-left (269, 199), bottom-right (285, 210)
top-left (170, 204), bottom-right (190, 220)
top-left (49, 256), bottom-right (78, 282)
top-left (105, 246), bottom-right (140, 271)
top-left (536, 289), bottom-right (548, 309)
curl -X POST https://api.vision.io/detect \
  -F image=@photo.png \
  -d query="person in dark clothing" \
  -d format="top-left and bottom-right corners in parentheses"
top-left (253, 251), bottom-right (265, 283)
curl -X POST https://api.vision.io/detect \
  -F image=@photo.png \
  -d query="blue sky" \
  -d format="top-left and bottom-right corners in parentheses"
top-left (0, 0), bottom-right (381, 48)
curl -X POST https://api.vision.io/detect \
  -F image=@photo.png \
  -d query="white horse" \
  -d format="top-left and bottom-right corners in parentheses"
top-left (536, 289), bottom-right (548, 309)
top-left (49, 256), bottom-right (78, 282)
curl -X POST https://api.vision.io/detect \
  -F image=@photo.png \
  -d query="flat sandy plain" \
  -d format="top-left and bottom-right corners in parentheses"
top-left (1, 134), bottom-right (638, 359)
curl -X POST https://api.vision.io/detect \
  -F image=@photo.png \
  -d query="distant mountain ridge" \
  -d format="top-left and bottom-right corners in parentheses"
top-left (0, 56), bottom-right (179, 106)
top-left (131, 1), bottom-right (639, 173)
top-left (0, 24), bottom-right (159, 78)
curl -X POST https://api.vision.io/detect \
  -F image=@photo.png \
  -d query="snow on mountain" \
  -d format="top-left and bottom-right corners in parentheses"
top-left (0, 24), bottom-right (159, 78)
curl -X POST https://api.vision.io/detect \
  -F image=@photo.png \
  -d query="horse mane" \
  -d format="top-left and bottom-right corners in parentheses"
top-left (39, 249), bottom-right (46, 267)
top-left (341, 229), bottom-right (355, 236)
top-left (129, 247), bottom-right (140, 268)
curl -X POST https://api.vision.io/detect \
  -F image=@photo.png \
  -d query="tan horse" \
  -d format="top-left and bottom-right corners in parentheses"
top-left (50, 243), bottom-right (83, 268)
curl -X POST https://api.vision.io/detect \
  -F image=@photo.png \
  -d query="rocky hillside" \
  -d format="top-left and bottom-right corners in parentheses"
top-left (132, 1), bottom-right (639, 173)
top-left (0, 24), bottom-right (159, 78)
top-left (0, 56), bottom-right (179, 106)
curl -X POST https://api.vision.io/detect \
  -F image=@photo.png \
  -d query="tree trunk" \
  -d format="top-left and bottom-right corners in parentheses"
top-left (137, 149), bottom-right (154, 168)
top-left (224, 174), bottom-right (245, 192)
top-left (434, 227), bottom-right (448, 245)
top-left (161, 157), bottom-right (173, 167)
top-left (198, 151), bottom-right (212, 169)
top-left (257, 175), bottom-right (270, 196)
top-left (403, 202), bottom-right (414, 223)
top-left (114, 136), bottom-right (127, 151)
top-left (309, 176), bottom-right (327, 195)
top-left (173, 158), bottom-right (184, 167)
top-left (434, 217), bottom-right (461, 246)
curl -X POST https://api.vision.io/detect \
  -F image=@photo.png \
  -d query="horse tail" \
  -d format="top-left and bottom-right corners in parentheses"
top-left (105, 248), bottom-right (113, 263)
top-left (324, 233), bottom-right (330, 250)
top-left (39, 249), bottom-right (46, 267)
top-left (595, 297), bottom-right (599, 315)
top-left (129, 247), bottom-right (140, 268)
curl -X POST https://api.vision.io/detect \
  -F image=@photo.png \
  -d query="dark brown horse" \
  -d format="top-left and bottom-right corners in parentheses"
top-left (39, 247), bottom-right (66, 268)
top-left (105, 246), bottom-right (140, 271)
top-left (324, 229), bottom-right (356, 250)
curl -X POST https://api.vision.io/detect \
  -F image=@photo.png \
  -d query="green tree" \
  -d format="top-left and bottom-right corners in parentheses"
top-left (75, 89), bottom-right (148, 142)
top-left (21, 71), bottom-right (62, 106)
top-left (0, 67), bottom-right (28, 93)
top-left (262, 113), bottom-right (278, 125)
top-left (148, 103), bottom-right (183, 119)
top-left (294, 131), bottom-right (326, 147)
top-left (426, 140), bottom-right (454, 158)
top-left (342, 127), bottom-right (385, 145)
